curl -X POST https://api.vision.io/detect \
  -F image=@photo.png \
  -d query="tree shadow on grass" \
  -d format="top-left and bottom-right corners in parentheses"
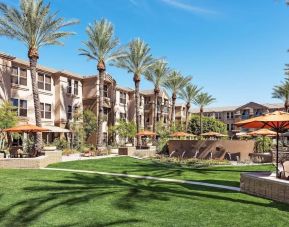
top-left (0, 172), bottom-right (288, 227)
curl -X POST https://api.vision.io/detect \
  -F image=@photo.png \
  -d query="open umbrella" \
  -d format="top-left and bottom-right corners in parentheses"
top-left (235, 111), bottom-right (289, 177)
top-left (136, 130), bottom-right (156, 137)
top-left (201, 131), bottom-right (227, 137)
top-left (170, 131), bottom-right (194, 137)
top-left (4, 124), bottom-right (49, 132)
top-left (247, 129), bottom-right (277, 153)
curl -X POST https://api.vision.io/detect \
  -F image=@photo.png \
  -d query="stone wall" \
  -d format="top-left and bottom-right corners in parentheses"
top-left (0, 150), bottom-right (62, 169)
top-left (240, 172), bottom-right (289, 205)
top-left (168, 140), bottom-right (255, 161)
top-left (118, 146), bottom-right (156, 157)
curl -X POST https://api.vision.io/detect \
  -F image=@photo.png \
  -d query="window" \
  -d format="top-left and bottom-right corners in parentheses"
top-left (11, 98), bottom-right (27, 117)
top-left (19, 68), bottom-right (27, 85)
top-left (40, 103), bottom-right (44, 118)
top-left (227, 124), bottom-right (230, 131)
top-left (45, 75), bottom-right (51, 91)
top-left (45, 104), bottom-right (51, 119)
top-left (67, 79), bottom-right (72, 94)
top-left (231, 124), bottom-right (234, 131)
top-left (226, 112), bottom-right (234, 119)
top-left (37, 73), bottom-right (44, 89)
top-left (104, 84), bottom-right (108, 97)
top-left (11, 66), bottom-right (27, 86)
top-left (103, 108), bottom-right (109, 117)
top-left (67, 105), bottom-right (72, 120)
top-left (40, 103), bottom-right (51, 119)
top-left (120, 92), bottom-right (126, 104)
top-left (74, 80), bottom-right (79, 95)
top-left (120, 113), bottom-right (126, 120)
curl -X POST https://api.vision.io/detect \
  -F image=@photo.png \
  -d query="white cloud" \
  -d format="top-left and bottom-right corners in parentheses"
top-left (160, 0), bottom-right (217, 15)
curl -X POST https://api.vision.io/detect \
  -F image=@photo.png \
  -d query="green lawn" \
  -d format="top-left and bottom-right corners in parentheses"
top-left (0, 158), bottom-right (287, 227)
top-left (49, 157), bottom-right (275, 187)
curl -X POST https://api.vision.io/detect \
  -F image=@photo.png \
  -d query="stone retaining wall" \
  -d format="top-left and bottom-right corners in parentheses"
top-left (0, 150), bottom-right (62, 169)
top-left (118, 146), bottom-right (156, 157)
top-left (240, 172), bottom-right (289, 204)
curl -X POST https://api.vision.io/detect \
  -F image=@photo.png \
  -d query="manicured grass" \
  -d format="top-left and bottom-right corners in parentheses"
top-left (0, 168), bottom-right (288, 227)
top-left (49, 157), bottom-right (275, 187)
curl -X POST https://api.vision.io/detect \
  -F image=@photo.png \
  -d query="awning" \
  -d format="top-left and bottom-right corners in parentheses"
top-left (43, 125), bottom-right (70, 133)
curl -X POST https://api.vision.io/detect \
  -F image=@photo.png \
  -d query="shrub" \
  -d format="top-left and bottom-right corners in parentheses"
top-left (53, 138), bottom-right (69, 150)
top-left (189, 114), bottom-right (227, 135)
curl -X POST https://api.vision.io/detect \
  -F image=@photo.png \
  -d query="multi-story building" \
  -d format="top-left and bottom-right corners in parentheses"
top-left (0, 52), bottom-right (83, 143)
top-left (191, 102), bottom-right (284, 136)
top-left (0, 51), bottom-right (172, 146)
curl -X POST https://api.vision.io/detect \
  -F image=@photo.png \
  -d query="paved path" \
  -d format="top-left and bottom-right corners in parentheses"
top-left (61, 154), bottom-right (118, 162)
top-left (44, 167), bottom-right (240, 192)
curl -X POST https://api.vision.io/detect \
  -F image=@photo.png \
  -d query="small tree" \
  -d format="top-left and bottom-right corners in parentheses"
top-left (70, 108), bottom-right (84, 150)
top-left (112, 120), bottom-right (137, 145)
top-left (0, 101), bottom-right (19, 150)
top-left (188, 115), bottom-right (227, 135)
top-left (83, 110), bottom-right (97, 141)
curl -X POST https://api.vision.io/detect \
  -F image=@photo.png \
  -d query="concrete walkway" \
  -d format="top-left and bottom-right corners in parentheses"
top-left (61, 154), bottom-right (117, 162)
top-left (44, 167), bottom-right (240, 192)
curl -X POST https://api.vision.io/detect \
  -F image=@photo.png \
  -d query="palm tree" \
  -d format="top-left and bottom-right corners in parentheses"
top-left (272, 80), bottom-right (289, 112)
top-left (164, 71), bottom-right (191, 127)
top-left (179, 84), bottom-right (201, 132)
top-left (144, 60), bottom-right (170, 132)
top-left (79, 19), bottom-right (123, 148)
top-left (113, 38), bottom-right (155, 147)
top-left (194, 92), bottom-right (215, 135)
top-left (0, 0), bottom-right (78, 155)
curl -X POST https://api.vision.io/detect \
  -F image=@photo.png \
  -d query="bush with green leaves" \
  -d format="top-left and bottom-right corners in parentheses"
top-left (83, 109), bottom-right (97, 140)
top-left (254, 136), bottom-right (273, 153)
top-left (110, 120), bottom-right (137, 145)
top-left (188, 114), bottom-right (227, 135)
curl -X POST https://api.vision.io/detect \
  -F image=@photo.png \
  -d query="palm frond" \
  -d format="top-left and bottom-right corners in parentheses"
top-left (0, 0), bottom-right (79, 49)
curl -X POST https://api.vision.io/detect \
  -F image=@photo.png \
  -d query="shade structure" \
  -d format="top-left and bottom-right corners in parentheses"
top-left (4, 124), bottom-right (49, 133)
top-left (235, 111), bottom-right (289, 178)
top-left (247, 128), bottom-right (277, 137)
top-left (136, 130), bottom-right (156, 137)
top-left (171, 131), bottom-right (194, 137)
top-left (201, 131), bottom-right (227, 137)
top-left (43, 125), bottom-right (70, 133)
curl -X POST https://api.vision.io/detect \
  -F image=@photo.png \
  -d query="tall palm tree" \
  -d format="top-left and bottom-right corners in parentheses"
top-left (164, 71), bottom-right (191, 127)
top-left (144, 60), bottom-right (170, 132)
top-left (179, 84), bottom-right (201, 132)
top-left (79, 19), bottom-right (123, 148)
top-left (272, 80), bottom-right (289, 112)
top-left (194, 92), bottom-right (215, 135)
top-left (113, 38), bottom-right (155, 147)
top-left (0, 0), bottom-right (78, 155)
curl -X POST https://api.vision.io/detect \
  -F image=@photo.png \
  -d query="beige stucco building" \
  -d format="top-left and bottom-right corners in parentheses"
top-left (0, 52), bottom-right (172, 146)
top-left (191, 102), bottom-right (284, 136)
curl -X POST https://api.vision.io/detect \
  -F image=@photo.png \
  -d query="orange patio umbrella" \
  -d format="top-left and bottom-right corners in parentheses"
top-left (170, 131), bottom-right (194, 137)
top-left (4, 124), bottom-right (49, 133)
top-left (235, 111), bottom-right (289, 177)
top-left (201, 131), bottom-right (227, 137)
top-left (136, 130), bottom-right (156, 137)
top-left (247, 128), bottom-right (277, 137)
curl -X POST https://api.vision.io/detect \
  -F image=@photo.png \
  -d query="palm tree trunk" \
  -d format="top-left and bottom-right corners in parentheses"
top-left (199, 107), bottom-right (203, 135)
top-left (28, 48), bottom-right (42, 156)
top-left (285, 100), bottom-right (289, 112)
top-left (171, 93), bottom-right (176, 128)
top-left (153, 89), bottom-right (159, 132)
top-left (185, 103), bottom-right (190, 132)
top-left (134, 74), bottom-right (141, 147)
top-left (97, 61), bottom-right (105, 148)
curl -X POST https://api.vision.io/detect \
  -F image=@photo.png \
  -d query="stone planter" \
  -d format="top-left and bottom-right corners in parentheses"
top-left (110, 148), bottom-right (119, 154)
top-left (43, 146), bottom-right (57, 151)
top-left (125, 143), bottom-right (133, 147)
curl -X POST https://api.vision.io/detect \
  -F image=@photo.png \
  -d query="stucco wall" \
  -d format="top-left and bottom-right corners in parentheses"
top-left (168, 140), bottom-right (255, 161)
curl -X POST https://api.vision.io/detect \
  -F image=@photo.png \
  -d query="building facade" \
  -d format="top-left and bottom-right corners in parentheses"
top-left (191, 102), bottom-right (284, 136)
top-left (0, 52), bottom-right (171, 146)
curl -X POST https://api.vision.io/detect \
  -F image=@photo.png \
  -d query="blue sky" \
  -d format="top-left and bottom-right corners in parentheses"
top-left (1, 0), bottom-right (289, 107)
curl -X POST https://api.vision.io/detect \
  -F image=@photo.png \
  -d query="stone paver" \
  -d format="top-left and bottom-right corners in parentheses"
top-left (44, 167), bottom-right (240, 192)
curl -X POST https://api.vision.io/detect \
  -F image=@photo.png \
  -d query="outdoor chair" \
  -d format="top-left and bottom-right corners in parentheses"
top-left (280, 161), bottom-right (289, 180)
